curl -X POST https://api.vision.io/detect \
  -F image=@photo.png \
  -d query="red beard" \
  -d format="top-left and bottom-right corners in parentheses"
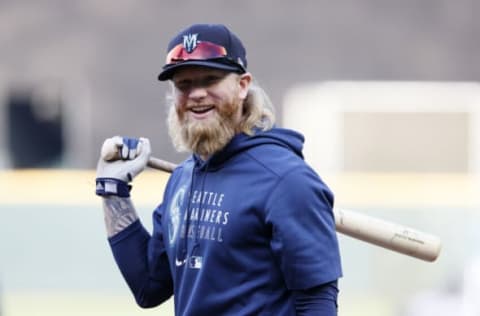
top-left (168, 99), bottom-right (241, 158)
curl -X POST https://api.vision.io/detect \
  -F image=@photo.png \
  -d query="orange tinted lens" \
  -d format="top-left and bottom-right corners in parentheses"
top-left (166, 41), bottom-right (227, 64)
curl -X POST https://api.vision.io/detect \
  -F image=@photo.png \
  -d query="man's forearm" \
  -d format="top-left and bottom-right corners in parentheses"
top-left (102, 196), bottom-right (139, 237)
top-left (104, 200), bottom-right (174, 307)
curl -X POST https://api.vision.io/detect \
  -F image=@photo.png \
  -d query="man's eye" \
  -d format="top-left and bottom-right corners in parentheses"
top-left (175, 81), bottom-right (191, 91)
top-left (203, 76), bottom-right (221, 85)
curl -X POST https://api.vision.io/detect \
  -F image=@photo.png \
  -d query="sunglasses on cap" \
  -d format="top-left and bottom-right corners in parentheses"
top-left (165, 41), bottom-right (245, 70)
top-left (166, 41), bottom-right (227, 63)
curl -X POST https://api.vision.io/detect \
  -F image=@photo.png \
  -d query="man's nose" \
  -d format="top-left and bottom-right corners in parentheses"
top-left (188, 85), bottom-right (208, 99)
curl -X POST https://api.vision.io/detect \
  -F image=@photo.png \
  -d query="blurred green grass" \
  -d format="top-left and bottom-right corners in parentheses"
top-left (4, 291), bottom-right (174, 316)
top-left (1, 169), bottom-right (479, 316)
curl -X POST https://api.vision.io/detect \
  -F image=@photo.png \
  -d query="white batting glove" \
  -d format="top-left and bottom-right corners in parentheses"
top-left (95, 136), bottom-right (151, 197)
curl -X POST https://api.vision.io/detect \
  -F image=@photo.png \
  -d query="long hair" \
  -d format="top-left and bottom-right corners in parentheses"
top-left (237, 79), bottom-right (276, 134)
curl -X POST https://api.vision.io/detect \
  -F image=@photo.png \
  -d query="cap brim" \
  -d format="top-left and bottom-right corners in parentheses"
top-left (158, 60), bottom-right (244, 81)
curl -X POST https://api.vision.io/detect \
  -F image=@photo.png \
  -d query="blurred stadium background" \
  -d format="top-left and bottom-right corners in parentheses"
top-left (1, 1), bottom-right (480, 315)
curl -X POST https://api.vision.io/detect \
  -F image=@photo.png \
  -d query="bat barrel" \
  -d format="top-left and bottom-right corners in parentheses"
top-left (333, 208), bottom-right (442, 262)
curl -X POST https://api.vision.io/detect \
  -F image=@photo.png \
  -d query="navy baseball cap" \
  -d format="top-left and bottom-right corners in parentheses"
top-left (158, 23), bottom-right (247, 81)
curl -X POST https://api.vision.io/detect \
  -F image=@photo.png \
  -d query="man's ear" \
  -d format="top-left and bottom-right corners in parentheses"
top-left (238, 72), bottom-right (252, 100)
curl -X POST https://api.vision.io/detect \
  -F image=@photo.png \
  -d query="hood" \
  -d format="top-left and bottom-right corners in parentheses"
top-left (193, 127), bottom-right (305, 171)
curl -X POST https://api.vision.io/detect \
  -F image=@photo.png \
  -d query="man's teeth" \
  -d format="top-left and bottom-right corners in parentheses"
top-left (190, 106), bottom-right (213, 113)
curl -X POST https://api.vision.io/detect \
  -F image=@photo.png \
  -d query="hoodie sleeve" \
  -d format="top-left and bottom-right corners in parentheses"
top-left (265, 165), bottom-right (342, 290)
top-left (108, 204), bottom-right (174, 308)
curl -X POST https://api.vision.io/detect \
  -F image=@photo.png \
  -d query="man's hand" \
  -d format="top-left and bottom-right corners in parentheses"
top-left (95, 136), bottom-right (151, 197)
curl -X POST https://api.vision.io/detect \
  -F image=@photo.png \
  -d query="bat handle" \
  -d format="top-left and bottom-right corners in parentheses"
top-left (147, 157), bottom-right (177, 173)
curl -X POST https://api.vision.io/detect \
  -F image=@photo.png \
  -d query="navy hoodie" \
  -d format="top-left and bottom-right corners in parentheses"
top-left (109, 128), bottom-right (342, 315)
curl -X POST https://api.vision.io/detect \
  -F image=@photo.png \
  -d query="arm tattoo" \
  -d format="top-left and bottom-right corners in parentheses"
top-left (102, 196), bottom-right (139, 237)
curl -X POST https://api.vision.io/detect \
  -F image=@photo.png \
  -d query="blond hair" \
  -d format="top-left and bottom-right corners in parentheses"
top-left (238, 80), bottom-right (276, 135)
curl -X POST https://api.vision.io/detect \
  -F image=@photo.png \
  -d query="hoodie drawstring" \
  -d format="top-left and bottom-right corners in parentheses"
top-left (177, 160), bottom-right (209, 266)
top-left (190, 161), bottom-right (209, 259)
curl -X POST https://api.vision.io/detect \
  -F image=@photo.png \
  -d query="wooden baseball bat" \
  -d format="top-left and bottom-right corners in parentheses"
top-left (147, 157), bottom-right (442, 262)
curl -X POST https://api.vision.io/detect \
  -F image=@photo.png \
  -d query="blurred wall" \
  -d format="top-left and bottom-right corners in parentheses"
top-left (1, 0), bottom-right (479, 168)
top-left (283, 81), bottom-right (480, 174)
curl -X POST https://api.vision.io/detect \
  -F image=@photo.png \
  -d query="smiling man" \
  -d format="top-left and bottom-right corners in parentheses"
top-left (167, 66), bottom-right (250, 160)
top-left (95, 23), bottom-right (342, 315)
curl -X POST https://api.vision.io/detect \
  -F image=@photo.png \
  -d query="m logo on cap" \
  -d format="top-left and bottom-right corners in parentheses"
top-left (183, 33), bottom-right (199, 53)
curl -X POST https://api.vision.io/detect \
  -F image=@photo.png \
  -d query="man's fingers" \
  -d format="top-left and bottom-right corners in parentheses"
top-left (137, 138), bottom-right (151, 161)
top-left (121, 142), bottom-right (129, 160)
top-left (101, 136), bottom-right (123, 161)
top-left (121, 138), bottom-right (140, 160)
top-left (97, 136), bottom-right (151, 184)
top-left (101, 136), bottom-right (149, 162)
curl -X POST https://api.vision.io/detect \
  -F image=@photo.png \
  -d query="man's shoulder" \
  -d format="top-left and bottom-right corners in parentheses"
top-left (241, 142), bottom-right (308, 177)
